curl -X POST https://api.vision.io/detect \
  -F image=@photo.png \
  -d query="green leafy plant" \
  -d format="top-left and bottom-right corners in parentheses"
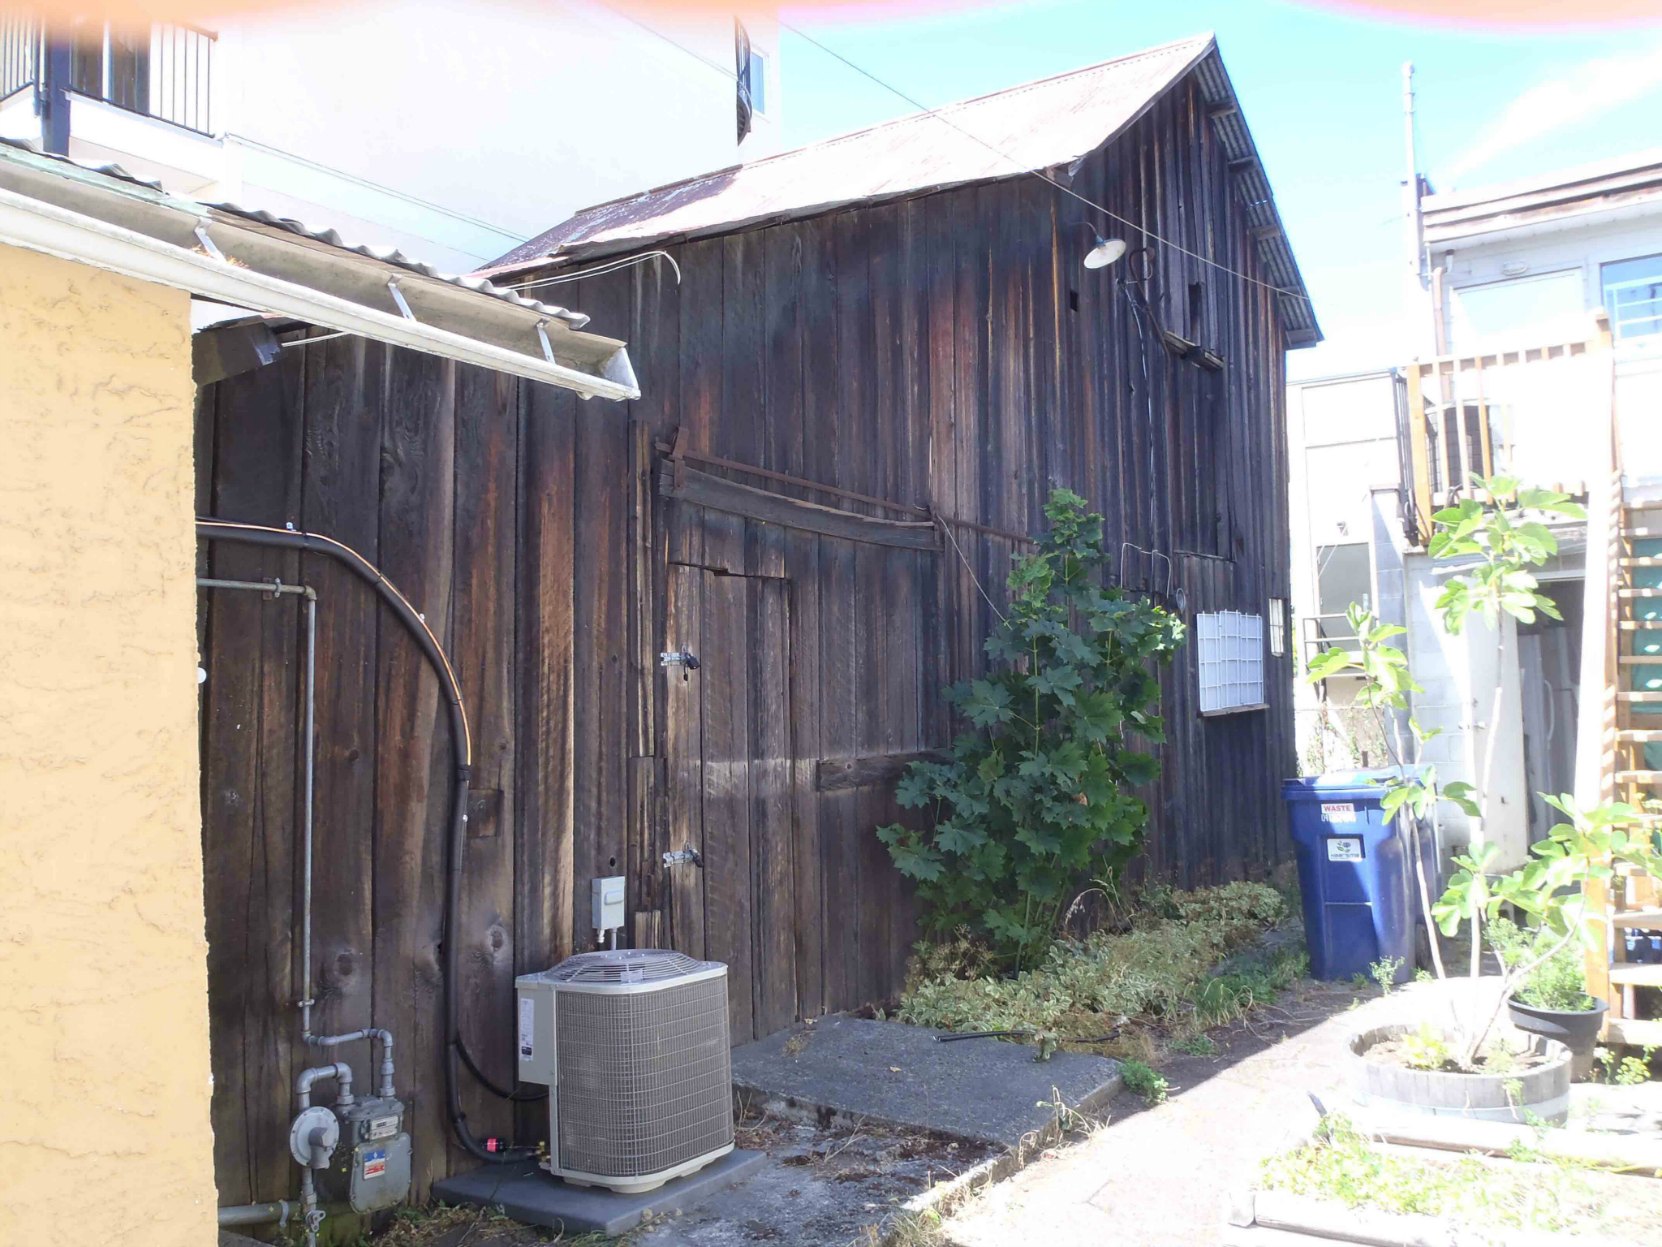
top-left (1305, 477), bottom-right (1662, 1068)
top-left (1171, 1032), bottom-right (1218, 1057)
top-left (1369, 956), bottom-right (1405, 995)
top-left (1488, 917), bottom-right (1595, 1012)
top-left (879, 489), bottom-right (1184, 966)
top-left (899, 882), bottom-right (1286, 1044)
top-left (1595, 1045), bottom-right (1656, 1086)
top-left (1262, 1114), bottom-right (1624, 1237)
top-left (1400, 1022), bottom-right (1457, 1072)
top-left (1119, 1059), bottom-right (1169, 1104)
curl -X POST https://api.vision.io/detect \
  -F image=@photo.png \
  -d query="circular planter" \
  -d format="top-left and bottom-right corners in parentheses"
top-left (1347, 1023), bottom-right (1572, 1124)
top-left (1508, 995), bottom-right (1608, 1082)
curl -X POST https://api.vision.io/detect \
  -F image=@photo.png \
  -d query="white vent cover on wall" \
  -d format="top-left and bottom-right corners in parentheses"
top-left (515, 950), bottom-right (734, 1194)
top-left (1197, 610), bottom-right (1266, 715)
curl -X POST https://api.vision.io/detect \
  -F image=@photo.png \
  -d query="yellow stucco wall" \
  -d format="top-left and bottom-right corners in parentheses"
top-left (0, 245), bottom-right (218, 1245)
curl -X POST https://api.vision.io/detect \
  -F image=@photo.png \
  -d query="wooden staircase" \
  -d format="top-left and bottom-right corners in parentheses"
top-left (1590, 498), bottom-right (1662, 1046)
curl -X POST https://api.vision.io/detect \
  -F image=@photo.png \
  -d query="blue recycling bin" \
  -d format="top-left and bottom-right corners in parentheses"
top-left (1281, 771), bottom-right (1417, 983)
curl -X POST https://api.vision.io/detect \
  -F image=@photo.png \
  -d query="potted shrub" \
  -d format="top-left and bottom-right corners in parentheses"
top-left (1490, 916), bottom-right (1608, 1080)
top-left (1308, 478), bottom-right (1660, 1123)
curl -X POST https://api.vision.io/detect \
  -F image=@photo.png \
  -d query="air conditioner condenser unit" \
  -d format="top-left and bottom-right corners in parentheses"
top-left (515, 949), bottom-right (733, 1193)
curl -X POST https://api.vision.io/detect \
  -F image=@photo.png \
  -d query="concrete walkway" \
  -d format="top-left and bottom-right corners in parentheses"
top-left (946, 979), bottom-right (1451, 1247)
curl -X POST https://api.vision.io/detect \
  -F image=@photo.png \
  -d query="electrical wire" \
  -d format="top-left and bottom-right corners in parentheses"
top-left (508, 249), bottom-right (682, 292)
top-left (1121, 281), bottom-right (1160, 544)
top-left (780, 19), bottom-right (1311, 307)
top-left (599, 0), bottom-right (738, 84)
top-left (933, 513), bottom-right (1007, 623)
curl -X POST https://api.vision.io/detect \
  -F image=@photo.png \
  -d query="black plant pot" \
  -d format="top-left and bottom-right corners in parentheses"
top-left (1507, 996), bottom-right (1608, 1081)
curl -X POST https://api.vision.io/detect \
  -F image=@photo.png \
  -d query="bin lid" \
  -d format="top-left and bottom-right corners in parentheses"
top-left (1281, 766), bottom-right (1428, 800)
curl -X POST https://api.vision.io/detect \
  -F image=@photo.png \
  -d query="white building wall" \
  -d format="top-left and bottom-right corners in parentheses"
top-left (3, 1), bottom-right (781, 272)
top-left (1436, 207), bottom-right (1662, 480)
top-left (1402, 554), bottom-right (1530, 866)
top-left (1287, 371), bottom-right (1404, 774)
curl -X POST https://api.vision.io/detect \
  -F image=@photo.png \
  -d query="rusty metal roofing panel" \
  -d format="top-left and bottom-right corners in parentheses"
top-left (483, 33), bottom-right (1318, 346)
top-left (485, 34), bottom-right (1215, 273)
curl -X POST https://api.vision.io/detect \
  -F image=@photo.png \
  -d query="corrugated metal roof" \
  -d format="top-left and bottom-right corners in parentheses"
top-left (0, 138), bottom-right (638, 396)
top-left (480, 33), bottom-right (1317, 346)
top-left (0, 136), bottom-right (589, 328)
top-left (486, 35), bottom-right (1210, 273)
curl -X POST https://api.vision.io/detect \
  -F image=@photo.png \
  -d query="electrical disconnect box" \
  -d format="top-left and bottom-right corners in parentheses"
top-left (592, 874), bottom-right (626, 939)
top-left (317, 1095), bottom-right (412, 1213)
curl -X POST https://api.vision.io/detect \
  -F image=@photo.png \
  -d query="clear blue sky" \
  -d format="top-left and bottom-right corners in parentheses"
top-left (777, 2), bottom-right (1662, 378)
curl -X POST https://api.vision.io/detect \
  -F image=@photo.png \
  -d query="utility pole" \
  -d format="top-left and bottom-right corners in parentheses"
top-left (1401, 62), bottom-right (1431, 355)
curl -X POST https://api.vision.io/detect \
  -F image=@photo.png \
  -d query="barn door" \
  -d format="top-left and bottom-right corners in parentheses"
top-left (664, 564), bottom-right (796, 1043)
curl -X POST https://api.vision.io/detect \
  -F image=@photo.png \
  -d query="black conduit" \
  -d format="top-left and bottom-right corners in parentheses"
top-left (197, 518), bottom-right (535, 1162)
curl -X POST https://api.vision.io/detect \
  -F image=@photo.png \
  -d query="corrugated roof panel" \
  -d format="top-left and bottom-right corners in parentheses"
top-left (485, 34), bottom-right (1318, 346)
top-left (487, 34), bottom-right (1215, 272)
top-left (0, 136), bottom-right (589, 327)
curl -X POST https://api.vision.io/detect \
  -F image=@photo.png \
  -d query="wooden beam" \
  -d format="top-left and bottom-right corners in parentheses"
top-left (1405, 364), bottom-right (1434, 546)
top-left (658, 463), bottom-right (942, 550)
top-left (815, 750), bottom-right (947, 792)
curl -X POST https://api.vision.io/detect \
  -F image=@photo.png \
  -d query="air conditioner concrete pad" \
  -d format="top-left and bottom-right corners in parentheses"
top-left (731, 1015), bottom-right (1122, 1148)
top-left (431, 1150), bottom-right (766, 1236)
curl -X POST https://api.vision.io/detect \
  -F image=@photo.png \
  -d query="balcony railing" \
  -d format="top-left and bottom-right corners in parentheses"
top-left (1400, 319), bottom-right (1613, 546)
top-left (0, 13), bottom-right (214, 135)
top-left (0, 8), bottom-right (35, 100)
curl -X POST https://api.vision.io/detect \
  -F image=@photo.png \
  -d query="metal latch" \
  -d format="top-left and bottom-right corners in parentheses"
top-left (662, 845), bottom-right (703, 869)
top-left (660, 650), bottom-right (700, 681)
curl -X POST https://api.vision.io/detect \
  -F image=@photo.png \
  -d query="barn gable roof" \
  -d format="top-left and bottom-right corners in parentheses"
top-left (483, 33), bottom-right (1318, 346)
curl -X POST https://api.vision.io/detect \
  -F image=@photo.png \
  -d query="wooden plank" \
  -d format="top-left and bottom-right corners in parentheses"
top-left (1405, 362), bottom-right (1432, 533)
top-left (200, 346), bottom-right (305, 1205)
top-left (628, 422), bottom-right (665, 935)
top-left (297, 334), bottom-right (384, 1125)
top-left (629, 254), bottom-right (679, 938)
top-left (751, 577), bottom-right (797, 1036)
top-left (701, 570), bottom-right (756, 1039)
top-left (818, 536), bottom-right (861, 1013)
top-left (663, 564), bottom-right (706, 960)
top-left (450, 362), bottom-right (519, 1152)
top-left (698, 238), bottom-right (748, 578)
top-left (793, 216), bottom-right (838, 1021)
top-left (815, 750), bottom-right (948, 792)
top-left (571, 276), bottom-right (633, 952)
top-left (371, 348), bottom-right (456, 1197)
top-left (658, 463), bottom-right (941, 550)
top-left (853, 540), bottom-right (891, 1008)
top-left (517, 381), bottom-right (577, 984)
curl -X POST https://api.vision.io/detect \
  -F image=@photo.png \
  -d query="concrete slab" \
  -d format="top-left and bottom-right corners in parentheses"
top-left (946, 978), bottom-right (1495, 1247)
top-left (430, 1149), bottom-right (766, 1236)
top-left (731, 1016), bottom-right (1121, 1148)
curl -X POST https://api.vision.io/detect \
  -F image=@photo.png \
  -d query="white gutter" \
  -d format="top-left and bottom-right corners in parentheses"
top-left (0, 184), bottom-right (639, 402)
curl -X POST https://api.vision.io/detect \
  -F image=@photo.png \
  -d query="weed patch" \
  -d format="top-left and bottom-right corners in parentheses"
top-left (1260, 1115), bottom-right (1657, 1239)
top-left (1118, 1059), bottom-right (1169, 1104)
top-left (898, 882), bottom-right (1291, 1050)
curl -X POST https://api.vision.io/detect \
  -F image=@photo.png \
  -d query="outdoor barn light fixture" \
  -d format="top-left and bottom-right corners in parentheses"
top-left (1083, 234), bottom-right (1128, 270)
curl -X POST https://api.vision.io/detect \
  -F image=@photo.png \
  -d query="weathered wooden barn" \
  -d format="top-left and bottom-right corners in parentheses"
top-left (197, 33), bottom-right (1318, 1202)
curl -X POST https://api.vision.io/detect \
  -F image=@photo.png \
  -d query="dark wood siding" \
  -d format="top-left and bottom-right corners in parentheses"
top-left (195, 74), bottom-right (1296, 1201)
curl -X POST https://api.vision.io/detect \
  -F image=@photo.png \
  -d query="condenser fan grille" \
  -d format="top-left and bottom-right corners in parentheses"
top-left (554, 975), bottom-right (733, 1177)
top-left (545, 949), bottom-right (707, 985)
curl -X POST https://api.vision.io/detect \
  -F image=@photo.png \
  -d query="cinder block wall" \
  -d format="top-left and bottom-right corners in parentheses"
top-left (0, 245), bottom-right (218, 1246)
